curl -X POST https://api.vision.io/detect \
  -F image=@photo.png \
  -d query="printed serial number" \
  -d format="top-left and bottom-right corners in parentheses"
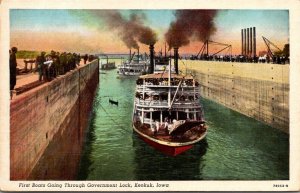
top-left (273, 184), bottom-right (288, 187)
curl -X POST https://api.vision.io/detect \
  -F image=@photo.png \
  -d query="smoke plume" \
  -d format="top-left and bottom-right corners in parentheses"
top-left (165, 10), bottom-right (217, 49)
top-left (89, 10), bottom-right (157, 49)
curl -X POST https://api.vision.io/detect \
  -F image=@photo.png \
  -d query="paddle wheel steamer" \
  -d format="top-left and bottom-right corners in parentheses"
top-left (132, 46), bottom-right (207, 156)
top-left (118, 49), bottom-right (149, 76)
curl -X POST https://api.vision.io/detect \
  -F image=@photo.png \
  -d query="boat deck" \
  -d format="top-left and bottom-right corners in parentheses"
top-left (133, 120), bottom-right (206, 143)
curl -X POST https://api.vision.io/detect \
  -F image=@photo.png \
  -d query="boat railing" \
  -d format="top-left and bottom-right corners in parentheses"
top-left (135, 99), bottom-right (202, 108)
top-left (136, 85), bottom-right (199, 90)
top-left (136, 100), bottom-right (168, 106)
top-left (141, 118), bottom-right (157, 128)
top-left (135, 88), bottom-right (200, 96)
top-left (143, 118), bottom-right (151, 124)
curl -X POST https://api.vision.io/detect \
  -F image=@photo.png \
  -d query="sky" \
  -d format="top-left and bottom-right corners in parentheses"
top-left (10, 9), bottom-right (289, 55)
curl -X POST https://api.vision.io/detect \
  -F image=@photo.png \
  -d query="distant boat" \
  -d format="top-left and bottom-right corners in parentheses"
top-left (101, 62), bottom-right (116, 70)
top-left (117, 51), bottom-right (149, 76)
top-left (132, 54), bottom-right (207, 156)
top-left (98, 55), bottom-right (116, 70)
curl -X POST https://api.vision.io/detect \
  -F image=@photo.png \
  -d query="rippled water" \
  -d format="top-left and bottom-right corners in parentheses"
top-left (77, 68), bottom-right (289, 180)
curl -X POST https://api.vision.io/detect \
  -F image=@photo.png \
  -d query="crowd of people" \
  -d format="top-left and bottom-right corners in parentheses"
top-left (188, 54), bottom-right (289, 64)
top-left (35, 51), bottom-right (83, 81)
top-left (9, 47), bottom-right (97, 99)
top-left (136, 78), bottom-right (196, 87)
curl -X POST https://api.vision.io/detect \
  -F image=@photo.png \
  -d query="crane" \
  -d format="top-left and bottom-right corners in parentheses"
top-left (262, 36), bottom-right (282, 58)
top-left (193, 40), bottom-right (232, 60)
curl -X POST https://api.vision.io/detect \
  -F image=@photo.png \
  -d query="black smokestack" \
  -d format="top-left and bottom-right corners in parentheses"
top-left (165, 10), bottom-right (217, 49)
top-left (250, 27), bottom-right (253, 57)
top-left (137, 48), bottom-right (139, 63)
top-left (243, 29), bottom-right (246, 55)
top-left (253, 27), bottom-right (256, 57)
top-left (174, 47), bottom-right (179, 74)
top-left (241, 29), bottom-right (244, 55)
top-left (149, 45), bottom-right (154, 74)
top-left (247, 28), bottom-right (249, 57)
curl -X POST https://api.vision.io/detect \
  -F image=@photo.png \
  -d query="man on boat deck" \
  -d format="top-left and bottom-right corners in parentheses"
top-left (155, 120), bottom-right (159, 133)
top-left (164, 118), bottom-right (169, 129)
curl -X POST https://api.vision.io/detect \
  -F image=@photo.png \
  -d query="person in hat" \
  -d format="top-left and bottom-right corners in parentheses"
top-left (36, 51), bottom-right (46, 81)
top-left (9, 47), bottom-right (18, 99)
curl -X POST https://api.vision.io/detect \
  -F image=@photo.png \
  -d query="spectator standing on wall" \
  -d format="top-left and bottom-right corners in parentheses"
top-left (76, 53), bottom-right (81, 66)
top-left (83, 54), bottom-right (88, 64)
top-left (60, 52), bottom-right (67, 74)
top-left (36, 52), bottom-right (46, 81)
top-left (66, 53), bottom-right (72, 71)
top-left (9, 47), bottom-right (18, 99)
top-left (52, 53), bottom-right (60, 77)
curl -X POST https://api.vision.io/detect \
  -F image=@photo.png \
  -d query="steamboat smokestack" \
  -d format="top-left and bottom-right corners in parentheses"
top-left (129, 49), bottom-right (131, 60)
top-left (149, 44), bottom-right (154, 74)
top-left (137, 48), bottom-right (139, 63)
top-left (174, 47), bottom-right (179, 75)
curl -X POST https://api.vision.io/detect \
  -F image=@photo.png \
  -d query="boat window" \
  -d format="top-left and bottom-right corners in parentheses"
top-left (176, 111), bottom-right (188, 121)
top-left (136, 79), bottom-right (143, 85)
top-left (147, 111), bottom-right (189, 122)
top-left (135, 92), bottom-right (142, 98)
top-left (144, 112), bottom-right (150, 118)
top-left (189, 113), bottom-right (194, 120)
top-left (144, 93), bottom-right (150, 99)
top-left (153, 95), bottom-right (159, 100)
top-left (160, 93), bottom-right (168, 100)
top-left (180, 95), bottom-right (186, 101)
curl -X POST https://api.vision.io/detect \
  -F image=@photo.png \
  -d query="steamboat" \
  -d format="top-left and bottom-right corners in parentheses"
top-left (101, 62), bottom-right (116, 70)
top-left (118, 49), bottom-right (149, 76)
top-left (132, 46), bottom-right (207, 156)
top-left (99, 55), bottom-right (116, 70)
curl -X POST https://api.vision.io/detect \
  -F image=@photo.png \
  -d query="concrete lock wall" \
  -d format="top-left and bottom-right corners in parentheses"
top-left (10, 60), bottom-right (99, 180)
top-left (180, 60), bottom-right (289, 133)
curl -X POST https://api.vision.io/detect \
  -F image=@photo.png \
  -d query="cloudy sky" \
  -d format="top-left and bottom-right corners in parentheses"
top-left (10, 9), bottom-right (289, 55)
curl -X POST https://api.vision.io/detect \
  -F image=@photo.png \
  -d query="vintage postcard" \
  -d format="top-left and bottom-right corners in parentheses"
top-left (0, 0), bottom-right (299, 191)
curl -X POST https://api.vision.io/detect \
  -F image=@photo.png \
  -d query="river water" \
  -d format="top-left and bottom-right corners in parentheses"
top-left (77, 67), bottom-right (289, 180)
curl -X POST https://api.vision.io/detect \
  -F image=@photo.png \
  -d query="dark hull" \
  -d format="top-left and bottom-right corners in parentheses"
top-left (101, 63), bottom-right (116, 70)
